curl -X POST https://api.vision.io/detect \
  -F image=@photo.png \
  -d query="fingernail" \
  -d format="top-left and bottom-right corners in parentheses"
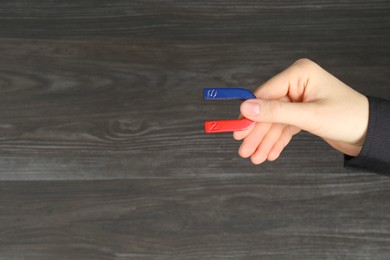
top-left (241, 100), bottom-right (260, 116)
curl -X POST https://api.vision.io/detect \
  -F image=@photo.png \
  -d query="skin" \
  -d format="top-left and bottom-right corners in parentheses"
top-left (233, 58), bottom-right (369, 165)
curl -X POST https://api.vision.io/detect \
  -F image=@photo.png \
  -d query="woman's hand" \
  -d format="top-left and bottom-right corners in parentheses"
top-left (233, 58), bottom-right (369, 164)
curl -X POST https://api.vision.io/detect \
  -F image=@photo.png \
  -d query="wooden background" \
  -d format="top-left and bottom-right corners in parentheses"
top-left (0, 0), bottom-right (389, 259)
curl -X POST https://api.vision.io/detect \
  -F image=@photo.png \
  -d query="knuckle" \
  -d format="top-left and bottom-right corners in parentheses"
top-left (293, 58), bottom-right (314, 67)
top-left (292, 58), bottom-right (318, 73)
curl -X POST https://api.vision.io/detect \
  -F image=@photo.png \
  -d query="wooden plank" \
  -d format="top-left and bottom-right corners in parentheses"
top-left (1, 177), bottom-right (390, 259)
top-left (0, 37), bottom-right (388, 179)
top-left (0, 1), bottom-right (388, 179)
top-left (0, 0), bottom-right (389, 259)
top-left (0, 0), bottom-right (389, 39)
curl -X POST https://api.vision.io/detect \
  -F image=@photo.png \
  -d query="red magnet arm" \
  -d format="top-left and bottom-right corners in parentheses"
top-left (204, 118), bottom-right (254, 134)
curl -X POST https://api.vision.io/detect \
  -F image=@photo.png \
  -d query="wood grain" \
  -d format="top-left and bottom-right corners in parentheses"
top-left (1, 177), bottom-right (390, 259)
top-left (0, 0), bottom-right (389, 258)
top-left (0, 35), bottom-right (388, 179)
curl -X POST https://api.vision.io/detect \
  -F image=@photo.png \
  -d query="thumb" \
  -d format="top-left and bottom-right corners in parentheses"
top-left (240, 99), bottom-right (317, 131)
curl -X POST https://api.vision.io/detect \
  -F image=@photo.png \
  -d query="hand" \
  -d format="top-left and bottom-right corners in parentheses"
top-left (233, 58), bottom-right (369, 164)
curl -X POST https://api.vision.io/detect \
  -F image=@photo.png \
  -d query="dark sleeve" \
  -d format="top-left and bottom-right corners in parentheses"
top-left (344, 96), bottom-right (390, 174)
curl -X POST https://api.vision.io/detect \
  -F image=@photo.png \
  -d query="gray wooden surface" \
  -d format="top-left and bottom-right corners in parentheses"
top-left (0, 0), bottom-right (389, 259)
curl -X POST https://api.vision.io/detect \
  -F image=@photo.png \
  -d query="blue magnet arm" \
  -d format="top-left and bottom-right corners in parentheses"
top-left (203, 88), bottom-right (256, 100)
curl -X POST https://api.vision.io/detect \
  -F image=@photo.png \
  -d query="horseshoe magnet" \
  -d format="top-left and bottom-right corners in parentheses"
top-left (203, 88), bottom-right (256, 134)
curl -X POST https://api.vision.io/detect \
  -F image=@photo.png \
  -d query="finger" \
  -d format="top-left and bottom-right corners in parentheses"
top-left (233, 123), bottom-right (254, 140)
top-left (240, 99), bottom-right (318, 133)
top-left (254, 59), bottom-right (314, 100)
top-left (234, 96), bottom-right (289, 140)
top-left (267, 126), bottom-right (300, 161)
top-left (254, 69), bottom-right (291, 99)
top-left (238, 122), bottom-right (272, 158)
top-left (250, 123), bottom-right (286, 165)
